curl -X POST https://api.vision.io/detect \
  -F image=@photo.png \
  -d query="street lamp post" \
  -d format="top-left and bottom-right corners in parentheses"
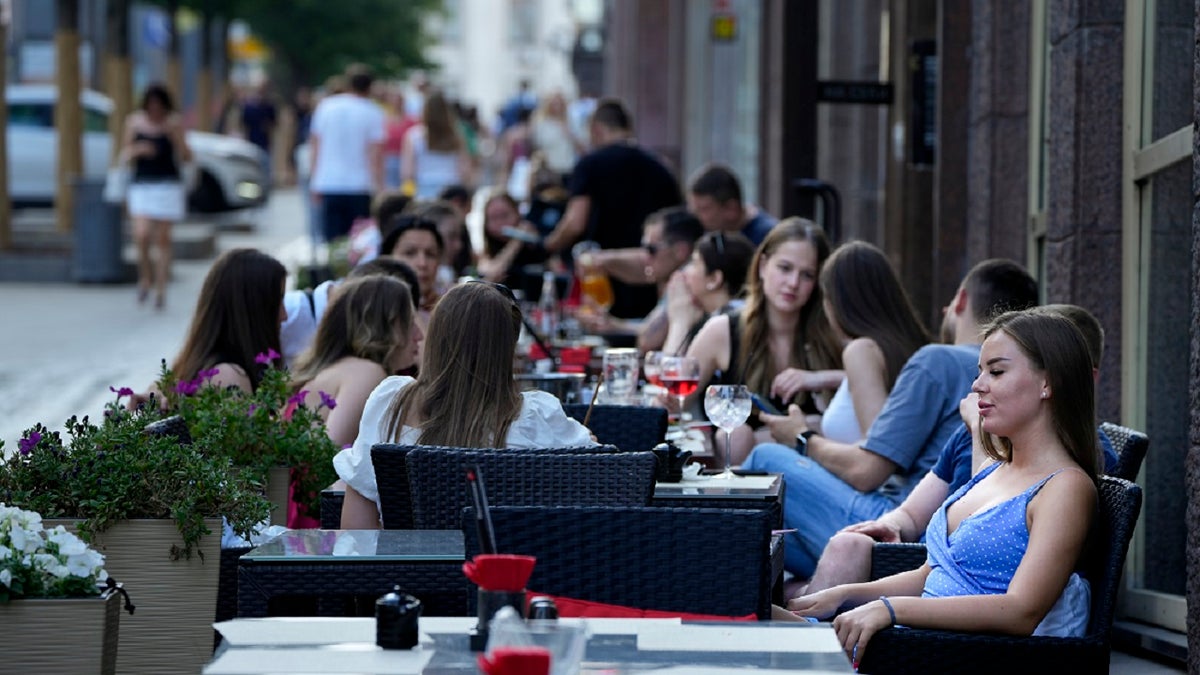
top-left (55, 0), bottom-right (84, 234)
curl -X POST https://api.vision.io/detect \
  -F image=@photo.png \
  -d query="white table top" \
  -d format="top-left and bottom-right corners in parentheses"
top-left (206, 616), bottom-right (853, 674)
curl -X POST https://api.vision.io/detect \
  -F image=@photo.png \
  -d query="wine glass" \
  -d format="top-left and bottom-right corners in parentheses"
top-left (704, 385), bottom-right (752, 479)
top-left (660, 356), bottom-right (701, 423)
top-left (572, 241), bottom-right (615, 313)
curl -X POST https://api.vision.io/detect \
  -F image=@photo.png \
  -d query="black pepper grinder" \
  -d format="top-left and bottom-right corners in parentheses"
top-left (376, 586), bottom-right (421, 649)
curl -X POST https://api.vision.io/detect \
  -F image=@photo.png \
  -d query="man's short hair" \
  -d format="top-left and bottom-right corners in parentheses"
top-left (372, 192), bottom-right (412, 229)
top-left (438, 185), bottom-right (471, 206)
top-left (655, 206), bottom-right (705, 246)
top-left (1039, 304), bottom-right (1104, 367)
top-left (688, 163), bottom-right (743, 205)
top-left (591, 98), bottom-right (632, 132)
top-left (963, 259), bottom-right (1039, 323)
top-left (345, 64), bottom-right (373, 94)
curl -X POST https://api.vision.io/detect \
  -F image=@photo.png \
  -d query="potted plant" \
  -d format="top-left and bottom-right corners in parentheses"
top-left (154, 352), bottom-right (340, 527)
top-left (0, 395), bottom-right (270, 674)
top-left (0, 503), bottom-right (134, 674)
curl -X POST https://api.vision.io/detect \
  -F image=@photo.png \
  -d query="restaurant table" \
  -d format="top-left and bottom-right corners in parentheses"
top-left (237, 530), bottom-right (469, 618)
top-left (205, 616), bottom-right (855, 674)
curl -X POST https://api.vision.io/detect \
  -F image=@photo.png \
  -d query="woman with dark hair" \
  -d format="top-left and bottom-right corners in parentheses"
top-left (685, 218), bottom-right (844, 464)
top-left (790, 310), bottom-right (1099, 664)
top-left (381, 214), bottom-right (444, 314)
top-left (761, 241), bottom-right (929, 444)
top-left (662, 230), bottom-right (755, 355)
top-left (121, 82), bottom-right (192, 310)
top-left (291, 276), bottom-right (421, 447)
top-left (334, 282), bottom-right (596, 528)
top-left (477, 189), bottom-right (545, 288)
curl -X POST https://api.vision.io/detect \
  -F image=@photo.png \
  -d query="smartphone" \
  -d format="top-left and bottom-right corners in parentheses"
top-left (500, 226), bottom-right (543, 245)
top-left (750, 393), bottom-right (783, 416)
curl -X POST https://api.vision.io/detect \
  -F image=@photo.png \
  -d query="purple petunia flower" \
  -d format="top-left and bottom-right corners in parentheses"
top-left (174, 379), bottom-right (200, 396)
top-left (109, 386), bottom-right (135, 398)
top-left (288, 390), bottom-right (309, 407)
top-left (246, 403), bottom-right (259, 417)
top-left (198, 368), bottom-right (221, 381)
top-left (255, 348), bottom-right (281, 365)
top-left (18, 431), bottom-right (41, 456)
top-left (318, 391), bottom-right (337, 410)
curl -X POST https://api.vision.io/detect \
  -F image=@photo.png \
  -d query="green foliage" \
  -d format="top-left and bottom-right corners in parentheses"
top-left (234, 0), bottom-right (443, 85)
top-left (0, 406), bottom-right (271, 560)
top-left (157, 358), bottom-right (340, 521)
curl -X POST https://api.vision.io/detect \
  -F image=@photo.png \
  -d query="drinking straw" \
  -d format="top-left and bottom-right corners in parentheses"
top-left (466, 466), bottom-right (498, 554)
top-left (582, 376), bottom-right (604, 427)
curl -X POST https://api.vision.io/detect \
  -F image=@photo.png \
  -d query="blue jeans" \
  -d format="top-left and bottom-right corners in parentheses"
top-left (744, 443), bottom-right (900, 577)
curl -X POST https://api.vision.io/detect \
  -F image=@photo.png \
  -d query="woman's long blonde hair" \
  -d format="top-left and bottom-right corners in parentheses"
top-left (291, 276), bottom-right (415, 386)
top-left (384, 282), bottom-right (524, 447)
top-left (739, 218), bottom-right (842, 402)
top-left (422, 90), bottom-right (465, 153)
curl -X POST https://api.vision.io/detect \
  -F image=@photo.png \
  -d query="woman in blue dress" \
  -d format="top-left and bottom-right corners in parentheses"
top-left (789, 309), bottom-right (1101, 666)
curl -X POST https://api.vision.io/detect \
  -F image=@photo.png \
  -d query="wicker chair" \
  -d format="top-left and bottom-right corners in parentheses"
top-left (562, 403), bottom-right (668, 453)
top-left (871, 423), bottom-right (1150, 580)
top-left (464, 505), bottom-right (776, 619)
top-left (404, 447), bottom-right (656, 530)
top-left (856, 476), bottom-right (1142, 675)
top-left (1098, 422), bottom-right (1149, 482)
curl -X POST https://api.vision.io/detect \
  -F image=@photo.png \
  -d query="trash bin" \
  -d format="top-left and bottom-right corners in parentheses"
top-left (72, 178), bottom-right (133, 283)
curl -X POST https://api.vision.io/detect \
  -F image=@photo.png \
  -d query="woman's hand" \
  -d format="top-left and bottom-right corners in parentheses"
top-left (959, 392), bottom-right (980, 430)
top-left (664, 271), bottom-right (703, 326)
top-left (787, 587), bottom-right (847, 620)
top-left (771, 368), bottom-right (822, 403)
top-left (831, 599), bottom-right (893, 668)
top-left (758, 403), bottom-right (808, 445)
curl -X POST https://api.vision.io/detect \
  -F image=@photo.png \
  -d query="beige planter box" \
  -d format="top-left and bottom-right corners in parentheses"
top-left (0, 592), bottom-right (121, 674)
top-left (47, 518), bottom-right (221, 675)
top-left (266, 465), bottom-right (290, 526)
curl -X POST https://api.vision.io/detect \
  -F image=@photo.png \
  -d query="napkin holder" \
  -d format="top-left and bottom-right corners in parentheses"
top-left (652, 442), bottom-right (692, 482)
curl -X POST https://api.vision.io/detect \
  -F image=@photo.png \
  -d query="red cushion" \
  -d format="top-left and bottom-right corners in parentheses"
top-left (528, 591), bottom-right (756, 622)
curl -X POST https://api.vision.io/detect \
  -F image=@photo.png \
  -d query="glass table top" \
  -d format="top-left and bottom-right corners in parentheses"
top-left (242, 529), bottom-right (465, 563)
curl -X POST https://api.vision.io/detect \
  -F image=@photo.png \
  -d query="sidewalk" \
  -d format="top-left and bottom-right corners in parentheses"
top-left (0, 188), bottom-right (311, 450)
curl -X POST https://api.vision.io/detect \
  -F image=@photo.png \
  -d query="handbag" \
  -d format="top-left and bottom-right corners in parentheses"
top-left (102, 165), bottom-right (129, 204)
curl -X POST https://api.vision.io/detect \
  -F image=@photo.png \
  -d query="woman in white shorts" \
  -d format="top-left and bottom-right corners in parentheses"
top-left (121, 83), bottom-right (191, 310)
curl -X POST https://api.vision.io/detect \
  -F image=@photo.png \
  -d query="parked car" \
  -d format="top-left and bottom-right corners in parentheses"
top-left (6, 84), bottom-right (269, 212)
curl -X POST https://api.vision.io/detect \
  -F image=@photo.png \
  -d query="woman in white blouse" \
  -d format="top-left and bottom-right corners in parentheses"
top-left (335, 281), bottom-right (596, 528)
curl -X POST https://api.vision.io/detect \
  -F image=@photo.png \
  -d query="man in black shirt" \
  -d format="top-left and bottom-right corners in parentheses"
top-left (543, 99), bottom-right (682, 319)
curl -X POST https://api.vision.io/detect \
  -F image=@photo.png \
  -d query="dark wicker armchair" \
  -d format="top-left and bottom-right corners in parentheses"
top-left (464, 505), bottom-right (776, 619)
top-left (562, 403), bottom-right (668, 453)
top-left (857, 476), bottom-right (1142, 675)
top-left (404, 447), bottom-right (656, 530)
top-left (1098, 421), bottom-right (1149, 481)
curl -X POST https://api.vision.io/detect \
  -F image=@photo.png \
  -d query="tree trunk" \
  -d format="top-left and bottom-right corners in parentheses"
top-left (196, 8), bottom-right (213, 131)
top-left (166, 0), bottom-right (183, 106)
top-left (0, 15), bottom-right (10, 250)
top-left (55, 0), bottom-right (83, 234)
top-left (104, 0), bottom-right (133, 165)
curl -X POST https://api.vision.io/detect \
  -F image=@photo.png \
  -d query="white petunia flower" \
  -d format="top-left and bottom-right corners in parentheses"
top-left (0, 568), bottom-right (11, 587)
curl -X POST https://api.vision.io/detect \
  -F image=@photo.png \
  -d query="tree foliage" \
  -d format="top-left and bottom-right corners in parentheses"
top-left (233, 0), bottom-right (442, 86)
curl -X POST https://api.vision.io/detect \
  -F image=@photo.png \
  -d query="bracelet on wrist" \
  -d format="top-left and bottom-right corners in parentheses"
top-left (879, 595), bottom-right (897, 625)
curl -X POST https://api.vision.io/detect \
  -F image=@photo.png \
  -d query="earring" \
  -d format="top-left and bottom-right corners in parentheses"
top-left (706, 283), bottom-right (717, 291)
top-left (1041, 391), bottom-right (1048, 399)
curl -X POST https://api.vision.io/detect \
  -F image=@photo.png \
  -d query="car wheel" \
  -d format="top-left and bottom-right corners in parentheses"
top-left (188, 170), bottom-right (229, 213)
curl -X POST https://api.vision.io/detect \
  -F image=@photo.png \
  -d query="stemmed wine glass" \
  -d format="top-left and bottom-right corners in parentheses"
top-left (659, 356), bottom-right (701, 423)
top-left (643, 351), bottom-right (664, 391)
top-left (703, 385), bottom-right (752, 479)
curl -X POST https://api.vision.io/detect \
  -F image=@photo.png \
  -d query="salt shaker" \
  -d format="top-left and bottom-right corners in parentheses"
top-left (527, 595), bottom-right (559, 622)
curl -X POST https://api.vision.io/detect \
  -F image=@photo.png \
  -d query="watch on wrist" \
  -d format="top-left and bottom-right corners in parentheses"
top-left (795, 430), bottom-right (817, 456)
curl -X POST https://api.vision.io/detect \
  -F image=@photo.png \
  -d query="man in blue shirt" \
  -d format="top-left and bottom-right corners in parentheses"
top-left (745, 259), bottom-right (1039, 577)
top-left (686, 163), bottom-right (778, 245)
top-left (793, 304), bottom-right (1118, 596)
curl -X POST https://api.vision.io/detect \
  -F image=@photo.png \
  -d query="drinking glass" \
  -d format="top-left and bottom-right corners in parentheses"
top-left (602, 348), bottom-right (639, 402)
top-left (572, 241), bottom-right (615, 312)
top-left (703, 385), bottom-right (752, 479)
top-left (659, 356), bottom-right (701, 423)
top-left (643, 351), bottom-right (664, 389)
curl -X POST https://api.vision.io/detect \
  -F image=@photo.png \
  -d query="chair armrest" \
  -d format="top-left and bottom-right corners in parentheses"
top-left (870, 542), bottom-right (927, 580)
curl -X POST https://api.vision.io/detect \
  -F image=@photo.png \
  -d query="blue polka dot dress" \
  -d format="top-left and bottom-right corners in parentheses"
top-left (922, 462), bottom-right (1091, 637)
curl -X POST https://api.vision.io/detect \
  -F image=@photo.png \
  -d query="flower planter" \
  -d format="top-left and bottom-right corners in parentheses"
top-left (47, 518), bottom-right (221, 675)
top-left (0, 591), bottom-right (121, 674)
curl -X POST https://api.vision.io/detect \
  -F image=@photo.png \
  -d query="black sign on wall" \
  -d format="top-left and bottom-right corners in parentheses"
top-left (910, 39), bottom-right (938, 167)
top-left (816, 81), bottom-right (894, 105)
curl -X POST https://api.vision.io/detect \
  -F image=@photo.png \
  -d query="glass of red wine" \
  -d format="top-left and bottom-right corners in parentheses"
top-left (659, 356), bottom-right (701, 423)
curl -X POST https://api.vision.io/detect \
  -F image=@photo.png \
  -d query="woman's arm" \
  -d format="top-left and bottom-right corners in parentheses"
top-left (340, 484), bottom-right (382, 529)
top-left (843, 338), bottom-right (889, 433)
top-left (683, 313), bottom-right (731, 407)
top-left (207, 363), bottom-right (252, 393)
top-left (661, 271), bottom-right (705, 355)
top-left (313, 363), bottom-right (387, 449)
top-left (771, 368), bottom-right (845, 404)
top-left (400, 127), bottom-right (419, 185)
top-left (171, 115), bottom-right (193, 163)
top-left (789, 565), bottom-right (931, 619)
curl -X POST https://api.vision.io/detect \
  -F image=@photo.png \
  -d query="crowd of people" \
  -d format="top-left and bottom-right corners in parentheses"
top-left (124, 63), bottom-right (1122, 666)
